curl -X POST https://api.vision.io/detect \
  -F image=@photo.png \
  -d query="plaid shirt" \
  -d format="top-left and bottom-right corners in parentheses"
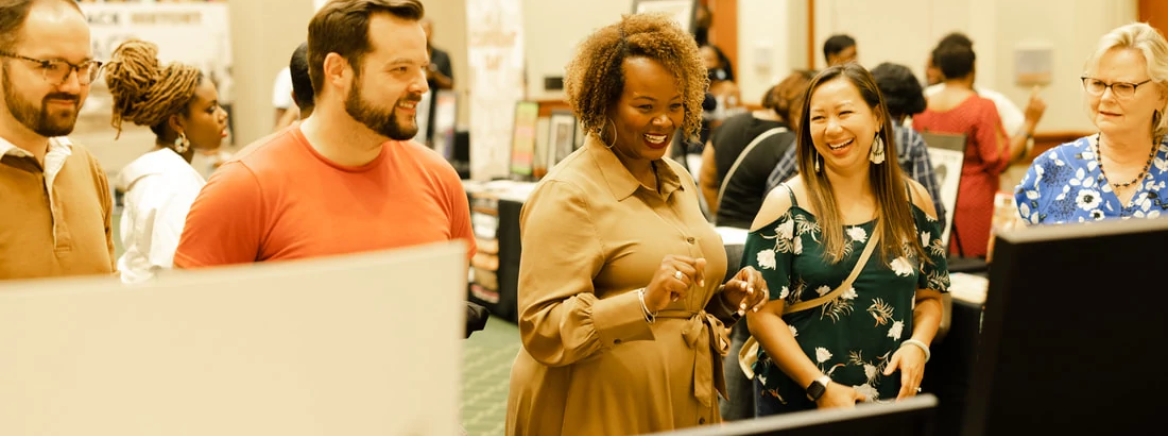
top-left (764, 125), bottom-right (947, 224)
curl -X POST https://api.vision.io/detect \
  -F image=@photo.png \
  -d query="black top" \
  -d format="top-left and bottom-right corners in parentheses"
top-left (710, 112), bottom-right (793, 229)
top-left (427, 46), bottom-right (454, 90)
top-left (425, 47), bottom-right (454, 140)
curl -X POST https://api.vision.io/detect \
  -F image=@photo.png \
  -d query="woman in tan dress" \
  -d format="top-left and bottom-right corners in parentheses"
top-left (505, 14), bottom-right (769, 436)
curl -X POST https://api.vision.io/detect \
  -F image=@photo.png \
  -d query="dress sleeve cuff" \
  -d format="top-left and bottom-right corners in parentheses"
top-left (592, 290), bottom-right (655, 347)
top-left (705, 290), bottom-right (741, 326)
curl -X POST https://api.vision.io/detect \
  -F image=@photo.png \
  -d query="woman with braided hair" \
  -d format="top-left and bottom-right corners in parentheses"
top-left (106, 39), bottom-right (228, 284)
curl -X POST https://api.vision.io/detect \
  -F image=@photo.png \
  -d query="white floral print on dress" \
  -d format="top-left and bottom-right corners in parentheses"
top-left (757, 249), bottom-right (777, 270)
top-left (890, 257), bottom-right (913, 277)
top-left (816, 285), bottom-right (831, 297)
top-left (816, 347), bottom-right (833, 364)
top-left (853, 384), bottom-right (879, 402)
top-left (846, 226), bottom-right (867, 243)
top-left (841, 287), bottom-right (858, 300)
top-left (1076, 189), bottom-right (1102, 211)
top-left (789, 325), bottom-right (798, 338)
top-left (887, 320), bottom-right (904, 340)
top-left (777, 220), bottom-right (794, 240)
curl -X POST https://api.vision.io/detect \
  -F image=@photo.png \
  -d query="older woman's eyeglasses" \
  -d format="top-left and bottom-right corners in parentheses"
top-left (1081, 77), bottom-right (1153, 99)
top-left (0, 51), bottom-right (104, 86)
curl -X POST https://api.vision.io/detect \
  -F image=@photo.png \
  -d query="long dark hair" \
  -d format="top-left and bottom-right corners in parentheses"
top-left (795, 64), bottom-right (927, 265)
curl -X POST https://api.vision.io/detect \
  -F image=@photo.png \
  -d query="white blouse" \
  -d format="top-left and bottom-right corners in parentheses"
top-left (116, 148), bottom-right (206, 284)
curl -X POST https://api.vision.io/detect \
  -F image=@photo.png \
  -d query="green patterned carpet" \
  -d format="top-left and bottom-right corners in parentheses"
top-left (461, 317), bottom-right (521, 435)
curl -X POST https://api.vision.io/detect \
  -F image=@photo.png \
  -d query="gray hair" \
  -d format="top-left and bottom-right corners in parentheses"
top-left (1084, 22), bottom-right (1168, 136)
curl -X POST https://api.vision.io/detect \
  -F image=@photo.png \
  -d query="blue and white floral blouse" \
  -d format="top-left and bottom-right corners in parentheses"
top-left (1015, 135), bottom-right (1168, 224)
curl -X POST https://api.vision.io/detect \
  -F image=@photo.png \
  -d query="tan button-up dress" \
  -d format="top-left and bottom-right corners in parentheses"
top-left (506, 136), bottom-right (738, 436)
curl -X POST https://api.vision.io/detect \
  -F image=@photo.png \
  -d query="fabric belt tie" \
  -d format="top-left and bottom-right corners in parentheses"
top-left (657, 309), bottom-right (730, 407)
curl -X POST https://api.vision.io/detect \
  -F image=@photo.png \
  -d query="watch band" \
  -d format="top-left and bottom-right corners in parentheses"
top-left (805, 375), bottom-right (832, 401)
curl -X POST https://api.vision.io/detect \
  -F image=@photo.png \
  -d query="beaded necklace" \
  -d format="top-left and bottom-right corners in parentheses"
top-left (1094, 133), bottom-right (1157, 188)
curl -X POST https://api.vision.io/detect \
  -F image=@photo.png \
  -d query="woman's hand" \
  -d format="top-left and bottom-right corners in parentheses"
top-left (721, 266), bottom-right (768, 316)
top-left (644, 255), bottom-right (706, 313)
top-left (816, 382), bottom-right (867, 409)
top-left (884, 343), bottom-right (928, 400)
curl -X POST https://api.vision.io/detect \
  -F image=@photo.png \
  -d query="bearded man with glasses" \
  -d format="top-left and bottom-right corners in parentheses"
top-left (0, 0), bottom-right (116, 280)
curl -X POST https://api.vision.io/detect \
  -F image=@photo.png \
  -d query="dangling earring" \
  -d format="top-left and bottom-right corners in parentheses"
top-left (1153, 110), bottom-right (1162, 136)
top-left (870, 132), bottom-right (886, 164)
top-left (173, 132), bottom-right (190, 153)
top-left (814, 152), bottom-right (822, 173)
top-left (599, 117), bottom-right (618, 149)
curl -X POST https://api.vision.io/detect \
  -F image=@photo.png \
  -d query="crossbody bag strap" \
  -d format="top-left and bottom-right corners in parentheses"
top-left (715, 127), bottom-right (788, 212)
top-left (782, 223), bottom-right (881, 315)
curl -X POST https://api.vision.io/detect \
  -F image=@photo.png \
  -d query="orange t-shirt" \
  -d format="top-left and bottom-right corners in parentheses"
top-left (174, 126), bottom-right (474, 267)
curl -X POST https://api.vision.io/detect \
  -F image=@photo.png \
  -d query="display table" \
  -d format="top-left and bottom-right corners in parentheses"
top-left (462, 180), bottom-right (534, 324)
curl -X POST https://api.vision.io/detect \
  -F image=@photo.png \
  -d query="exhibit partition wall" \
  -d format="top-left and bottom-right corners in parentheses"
top-left (0, 242), bottom-right (468, 436)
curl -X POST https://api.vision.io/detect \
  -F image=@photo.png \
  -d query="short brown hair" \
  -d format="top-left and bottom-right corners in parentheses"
top-left (306, 0), bottom-right (424, 96)
top-left (564, 13), bottom-right (707, 138)
top-left (0, 0), bottom-right (82, 51)
top-left (769, 70), bottom-right (814, 127)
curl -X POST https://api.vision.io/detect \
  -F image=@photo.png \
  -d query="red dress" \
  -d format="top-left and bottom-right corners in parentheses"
top-left (913, 95), bottom-right (1007, 258)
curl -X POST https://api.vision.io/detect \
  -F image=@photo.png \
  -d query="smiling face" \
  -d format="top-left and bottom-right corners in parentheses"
top-left (342, 13), bottom-right (430, 141)
top-left (1085, 47), bottom-right (1168, 137)
top-left (607, 56), bottom-right (685, 165)
top-left (806, 77), bottom-right (882, 174)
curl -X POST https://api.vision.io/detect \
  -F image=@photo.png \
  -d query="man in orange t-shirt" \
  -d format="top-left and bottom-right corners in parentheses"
top-left (174, 0), bottom-right (474, 268)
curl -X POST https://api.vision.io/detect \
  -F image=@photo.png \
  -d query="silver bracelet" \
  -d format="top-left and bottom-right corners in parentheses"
top-left (901, 339), bottom-right (931, 362)
top-left (637, 288), bottom-right (656, 324)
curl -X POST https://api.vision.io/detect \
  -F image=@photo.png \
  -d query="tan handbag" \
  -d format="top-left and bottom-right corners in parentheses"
top-left (738, 224), bottom-right (881, 379)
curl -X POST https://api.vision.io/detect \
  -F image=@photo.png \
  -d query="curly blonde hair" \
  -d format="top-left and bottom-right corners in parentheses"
top-left (104, 39), bottom-right (202, 139)
top-left (564, 13), bottom-right (707, 138)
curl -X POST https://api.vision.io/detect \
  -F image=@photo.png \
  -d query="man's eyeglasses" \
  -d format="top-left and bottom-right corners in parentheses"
top-left (1081, 76), bottom-right (1154, 99)
top-left (0, 51), bottom-right (103, 86)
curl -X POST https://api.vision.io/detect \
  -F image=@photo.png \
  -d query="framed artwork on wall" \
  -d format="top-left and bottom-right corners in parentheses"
top-left (548, 110), bottom-right (578, 170)
top-left (509, 101), bottom-right (540, 179)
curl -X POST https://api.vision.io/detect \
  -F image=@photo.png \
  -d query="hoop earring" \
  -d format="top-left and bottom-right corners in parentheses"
top-left (600, 118), bottom-right (618, 149)
top-left (1154, 110), bottom-right (1162, 136)
top-left (173, 132), bottom-right (190, 154)
top-left (870, 132), bottom-right (886, 164)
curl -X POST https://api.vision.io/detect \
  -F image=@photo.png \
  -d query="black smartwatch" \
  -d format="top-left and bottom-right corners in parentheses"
top-left (805, 375), bottom-right (832, 401)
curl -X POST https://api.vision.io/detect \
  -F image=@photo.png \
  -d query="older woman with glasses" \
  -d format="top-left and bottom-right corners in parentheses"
top-left (1016, 23), bottom-right (1168, 223)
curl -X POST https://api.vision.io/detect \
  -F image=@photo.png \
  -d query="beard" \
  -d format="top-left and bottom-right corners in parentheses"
top-left (2, 66), bottom-right (81, 137)
top-left (344, 72), bottom-right (421, 141)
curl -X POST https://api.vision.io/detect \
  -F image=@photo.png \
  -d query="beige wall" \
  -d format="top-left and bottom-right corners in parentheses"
top-left (81, 0), bottom-right (1146, 172)
top-left (228, 0), bottom-right (314, 147)
top-left (522, 0), bottom-right (632, 101)
top-left (736, 0), bottom-right (810, 107)
top-left (422, 0), bottom-right (471, 127)
top-left (812, 0), bottom-right (1138, 133)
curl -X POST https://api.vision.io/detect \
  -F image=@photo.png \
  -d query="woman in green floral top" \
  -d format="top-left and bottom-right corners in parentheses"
top-left (744, 64), bottom-right (951, 415)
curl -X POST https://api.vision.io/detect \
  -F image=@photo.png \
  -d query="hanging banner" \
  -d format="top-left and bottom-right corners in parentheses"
top-left (466, 0), bottom-right (525, 181)
top-left (75, 2), bottom-right (233, 144)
